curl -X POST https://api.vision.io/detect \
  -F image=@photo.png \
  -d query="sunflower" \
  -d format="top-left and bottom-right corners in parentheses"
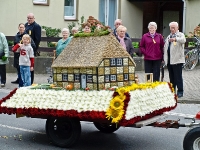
top-left (110, 96), bottom-right (124, 110)
top-left (106, 108), bottom-right (124, 123)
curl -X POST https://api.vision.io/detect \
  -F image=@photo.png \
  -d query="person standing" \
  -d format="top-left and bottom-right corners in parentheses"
top-left (113, 19), bottom-right (130, 38)
top-left (0, 32), bottom-right (9, 87)
top-left (164, 21), bottom-right (186, 98)
top-left (140, 22), bottom-right (164, 82)
top-left (25, 13), bottom-right (41, 84)
top-left (11, 23), bottom-right (36, 87)
top-left (56, 28), bottom-right (72, 57)
top-left (13, 34), bottom-right (34, 87)
top-left (115, 25), bottom-right (134, 56)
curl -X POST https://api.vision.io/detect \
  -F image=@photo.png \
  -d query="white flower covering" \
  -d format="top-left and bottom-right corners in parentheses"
top-left (125, 83), bottom-right (176, 120)
top-left (1, 83), bottom-right (176, 119)
top-left (1, 88), bottom-right (113, 113)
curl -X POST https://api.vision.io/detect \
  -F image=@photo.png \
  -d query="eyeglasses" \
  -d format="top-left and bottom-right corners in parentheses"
top-left (27, 17), bottom-right (34, 19)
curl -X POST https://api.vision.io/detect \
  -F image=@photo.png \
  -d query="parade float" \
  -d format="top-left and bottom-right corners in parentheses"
top-left (1, 17), bottom-right (198, 150)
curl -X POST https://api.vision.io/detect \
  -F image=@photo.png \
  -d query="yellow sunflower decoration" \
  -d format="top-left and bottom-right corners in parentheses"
top-left (105, 81), bottom-right (174, 124)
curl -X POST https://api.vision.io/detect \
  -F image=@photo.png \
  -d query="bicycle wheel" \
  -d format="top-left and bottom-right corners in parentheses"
top-left (183, 49), bottom-right (199, 70)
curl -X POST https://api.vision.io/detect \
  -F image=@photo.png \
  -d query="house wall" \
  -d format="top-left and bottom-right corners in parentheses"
top-left (0, 0), bottom-right (99, 36)
top-left (185, 0), bottom-right (200, 35)
top-left (120, 1), bottom-right (143, 38)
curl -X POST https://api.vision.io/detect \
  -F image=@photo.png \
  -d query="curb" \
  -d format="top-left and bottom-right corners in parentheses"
top-left (178, 99), bottom-right (200, 104)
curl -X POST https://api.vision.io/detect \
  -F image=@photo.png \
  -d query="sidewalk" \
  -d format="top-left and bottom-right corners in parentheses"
top-left (1, 66), bottom-right (200, 103)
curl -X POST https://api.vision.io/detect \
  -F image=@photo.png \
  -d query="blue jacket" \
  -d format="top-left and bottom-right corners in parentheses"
top-left (56, 37), bottom-right (72, 57)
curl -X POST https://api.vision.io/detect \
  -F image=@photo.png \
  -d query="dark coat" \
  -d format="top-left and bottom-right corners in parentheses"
top-left (13, 32), bottom-right (36, 68)
top-left (25, 21), bottom-right (41, 51)
top-left (116, 36), bottom-right (134, 56)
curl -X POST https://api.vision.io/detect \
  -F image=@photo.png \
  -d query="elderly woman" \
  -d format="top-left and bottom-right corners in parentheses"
top-left (56, 28), bottom-right (72, 57)
top-left (116, 25), bottom-right (133, 56)
top-left (140, 22), bottom-right (164, 82)
top-left (71, 27), bottom-right (78, 36)
top-left (113, 19), bottom-right (130, 38)
top-left (0, 32), bottom-right (9, 87)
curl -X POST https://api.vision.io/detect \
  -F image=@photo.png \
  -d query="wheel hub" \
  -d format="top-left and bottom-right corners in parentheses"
top-left (193, 137), bottom-right (200, 150)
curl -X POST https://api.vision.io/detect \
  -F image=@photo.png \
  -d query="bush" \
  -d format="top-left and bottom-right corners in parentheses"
top-left (41, 26), bottom-right (61, 47)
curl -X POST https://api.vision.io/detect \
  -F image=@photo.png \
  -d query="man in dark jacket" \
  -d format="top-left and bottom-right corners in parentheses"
top-left (25, 13), bottom-right (41, 84)
top-left (25, 13), bottom-right (41, 57)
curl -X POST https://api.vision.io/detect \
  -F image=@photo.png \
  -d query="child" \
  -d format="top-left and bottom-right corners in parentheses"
top-left (13, 34), bottom-right (34, 87)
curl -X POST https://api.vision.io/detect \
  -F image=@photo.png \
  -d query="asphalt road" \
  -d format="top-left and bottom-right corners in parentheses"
top-left (0, 90), bottom-right (200, 150)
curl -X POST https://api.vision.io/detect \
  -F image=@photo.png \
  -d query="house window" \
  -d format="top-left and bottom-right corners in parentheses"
top-left (87, 75), bottom-right (93, 83)
top-left (105, 75), bottom-right (110, 82)
top-left (63, 74), bottom-right (68, 81)
top-left (110, 75), bottom-right (116, 81)
top-left (116, 58), bottom-right (122, 66)
top-left (74, 74), bottom-right (80, 81)
top-left (124, 74), bottom-right (128, 80)
top-left (64, 0), bottom-right (77, 20)
top-left (110, 58), bottom-right (116, 66)
top-left (99, 0), bottom-right (118, 29)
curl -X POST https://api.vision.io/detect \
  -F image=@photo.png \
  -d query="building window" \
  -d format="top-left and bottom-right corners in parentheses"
top-left (64, 0), bottom-right (77, 20)
top-left (116, 58), bottom-right (122, 66)
top-left (74, 74), bottom-right (80, 81)
top-left (110, 75), bottom-right (116, 81)
top-left (87, 75), bottom-right (93, 83)
top-left (63, 74), bottom-right (68, 81)
top-left (105, 75), bottom-right (110, 82)
top-left (124, 74), bottom-right (128, 80)
top-left (110, 58), bottom-right (116, 66)
top-left (99, 0), bottom-right (118, 29)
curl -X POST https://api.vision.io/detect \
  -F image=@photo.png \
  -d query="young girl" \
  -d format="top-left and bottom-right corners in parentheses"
top-left (14, 34), bottom-right (34, 87)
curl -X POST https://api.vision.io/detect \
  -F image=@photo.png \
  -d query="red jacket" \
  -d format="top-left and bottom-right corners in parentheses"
top-left (140, 32), bottom-right (164, 60)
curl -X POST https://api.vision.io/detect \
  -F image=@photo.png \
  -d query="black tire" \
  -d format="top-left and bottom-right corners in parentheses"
top-left (93, 122), bottom-right (120, 133)
top-left (183, 49), bottom-right (198, 71)
top-left (183, 127), bottom-right (200, 150)
top-left (46, 117), bottom-right (81, 148)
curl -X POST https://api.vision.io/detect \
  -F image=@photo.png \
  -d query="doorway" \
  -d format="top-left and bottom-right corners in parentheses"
top-left (163, 11), bottom-right (179, 38)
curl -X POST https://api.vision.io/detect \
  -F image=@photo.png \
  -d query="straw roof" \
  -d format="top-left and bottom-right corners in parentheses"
top-left (52, 34), bottom-right (136, 68)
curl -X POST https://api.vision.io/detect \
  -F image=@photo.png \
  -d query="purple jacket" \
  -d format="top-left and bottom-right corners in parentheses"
top-left (140, 32), bottom-right (164, 60)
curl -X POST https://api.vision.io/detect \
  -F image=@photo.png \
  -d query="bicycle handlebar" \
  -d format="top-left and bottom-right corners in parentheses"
top-left (193, 35), bottom-right (200, 43)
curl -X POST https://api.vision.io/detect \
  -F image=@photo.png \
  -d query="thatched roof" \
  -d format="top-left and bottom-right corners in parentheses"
top-left (52, 34), bottom-right (136, 68)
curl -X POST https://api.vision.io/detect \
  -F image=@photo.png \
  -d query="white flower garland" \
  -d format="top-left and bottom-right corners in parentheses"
top-left (125, 84), bottom-right (176, 120)
top-left (1, 83), bottom-right (176, 119)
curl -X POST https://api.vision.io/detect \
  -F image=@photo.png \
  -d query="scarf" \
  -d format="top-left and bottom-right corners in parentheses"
top-left (118, 36), bottom-right (126, 50)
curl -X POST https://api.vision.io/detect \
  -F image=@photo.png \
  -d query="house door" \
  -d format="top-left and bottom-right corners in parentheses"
top-left (81, 74), bottom-right (86, 88)
top-left (163, 11), bottom-right (179, 39)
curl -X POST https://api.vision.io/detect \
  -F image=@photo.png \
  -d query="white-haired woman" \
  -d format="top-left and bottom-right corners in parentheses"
top-left (71, 27), bottom-right (78, 36)
top-left (56, 28), bottom-right (72, 57)
top-left (116, 25), bottom-right (133, 56)
top-left (140, 22), bottom-right (164, 81)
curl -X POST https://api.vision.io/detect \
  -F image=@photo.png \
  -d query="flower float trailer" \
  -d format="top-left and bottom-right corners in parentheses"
top-left (0, 82), bottom-right (180, 148)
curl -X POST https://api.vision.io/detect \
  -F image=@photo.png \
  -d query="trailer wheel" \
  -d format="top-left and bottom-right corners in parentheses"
top-left (183, 127), bottom-right (200, 150)
top-left (93, 122), bottom-right (120, 133)
top-left (46, 117), bottom-right (81, 148)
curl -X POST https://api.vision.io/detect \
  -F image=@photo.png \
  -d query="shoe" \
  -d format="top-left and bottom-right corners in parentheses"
top-left (177, 94), bottom-right (183, 98)
top-left (1, 84), bottom-right (5, 87)
top-left (11, 80), bottom-right (19, 84)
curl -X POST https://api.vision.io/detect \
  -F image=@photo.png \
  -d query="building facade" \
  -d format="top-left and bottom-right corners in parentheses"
top-left (0, 0), bottom-right (199, 38)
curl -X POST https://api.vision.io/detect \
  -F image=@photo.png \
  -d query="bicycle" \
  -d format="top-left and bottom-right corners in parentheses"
top-left (183, 35), bottom-right (200, 70)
